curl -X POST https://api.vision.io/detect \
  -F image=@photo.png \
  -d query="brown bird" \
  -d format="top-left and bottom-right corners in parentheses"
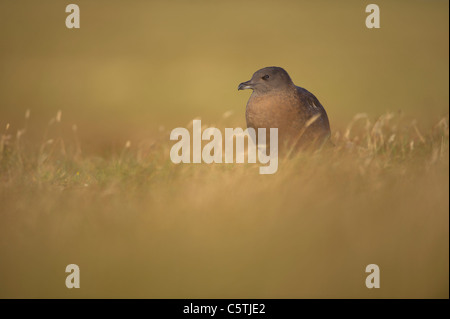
top-left (238, 66), bottom-right (331, 151)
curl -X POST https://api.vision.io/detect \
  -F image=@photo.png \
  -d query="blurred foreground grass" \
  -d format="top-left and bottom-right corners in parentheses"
top-left (0, 111), bottom-right (448, 298)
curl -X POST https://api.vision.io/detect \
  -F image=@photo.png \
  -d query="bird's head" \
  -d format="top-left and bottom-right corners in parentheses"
top-left (238, 66), bottom-right (295, 94)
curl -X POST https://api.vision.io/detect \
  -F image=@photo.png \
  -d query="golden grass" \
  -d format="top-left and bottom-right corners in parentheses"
top-left (0, 111), bottom-right (448, 298)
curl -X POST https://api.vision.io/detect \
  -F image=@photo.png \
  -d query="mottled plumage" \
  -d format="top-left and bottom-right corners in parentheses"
top-left (238, 67), bottom-right (331, 151)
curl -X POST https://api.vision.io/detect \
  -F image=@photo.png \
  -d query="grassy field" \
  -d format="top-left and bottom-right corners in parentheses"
top-left (0, 0), bottom-right (448, 298)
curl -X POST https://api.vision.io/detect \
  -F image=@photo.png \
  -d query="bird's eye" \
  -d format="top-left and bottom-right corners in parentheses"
top-left (262, 74), bottom-right (269, 80)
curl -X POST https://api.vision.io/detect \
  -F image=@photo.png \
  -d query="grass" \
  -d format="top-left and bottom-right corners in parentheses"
top-left (0, 110), bottom-right (448, 298)
top-left (0, 0), bottom-right (448, 299)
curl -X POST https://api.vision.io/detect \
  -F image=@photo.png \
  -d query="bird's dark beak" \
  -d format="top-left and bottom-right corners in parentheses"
top-left (238, 80), bottom-right (253, 91)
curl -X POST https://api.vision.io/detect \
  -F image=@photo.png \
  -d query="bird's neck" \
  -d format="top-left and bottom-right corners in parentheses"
top-left (251, 84), bottom-right (297, 98)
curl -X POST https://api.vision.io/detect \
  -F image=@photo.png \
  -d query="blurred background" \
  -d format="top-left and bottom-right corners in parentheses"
top-left (0, 0), bottom-right (448, 151)
top-left (0, 0), bottom-right (448, 299)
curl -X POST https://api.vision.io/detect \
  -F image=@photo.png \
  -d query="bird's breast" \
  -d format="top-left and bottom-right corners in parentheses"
top-left (245, 92), bottom-right (305, 132)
